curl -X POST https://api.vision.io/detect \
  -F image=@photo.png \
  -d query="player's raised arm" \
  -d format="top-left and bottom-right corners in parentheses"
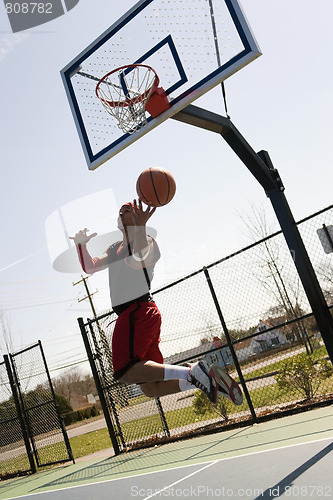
top-left (130, 200), bottom-right (156, 266)
top-left (70, 229), bottom-right (109, 274)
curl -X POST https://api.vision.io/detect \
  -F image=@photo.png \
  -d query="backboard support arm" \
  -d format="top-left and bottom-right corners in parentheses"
top-left (172, 104), bottom-right (333, 363)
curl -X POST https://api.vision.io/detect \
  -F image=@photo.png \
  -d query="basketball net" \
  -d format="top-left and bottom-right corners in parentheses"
top-left (96, 64), bottom-right (169, 134)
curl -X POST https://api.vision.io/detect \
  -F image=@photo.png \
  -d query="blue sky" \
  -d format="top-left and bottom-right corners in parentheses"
top-left (1, 0), bottom-right (332, 377)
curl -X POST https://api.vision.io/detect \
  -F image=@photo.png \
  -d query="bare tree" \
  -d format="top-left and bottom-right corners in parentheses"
top-left (239, 203), bottom-right (312, 352)
top-left (200, 318), bottom-right (221, 345)
top-left (52, 369), bottom-right (97, 406)
top-left (0, 309), bottom-right (22, 399)
top-left (316, 260), bottom-right (333, 306)
top-left (0, 309), bottom-right (16, 355)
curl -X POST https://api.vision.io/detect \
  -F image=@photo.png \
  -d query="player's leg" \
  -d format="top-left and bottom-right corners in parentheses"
top-left (112, 302), bottom-right (220, 403)
top-left (142, 360), bottom-right (226, 401)
top-left (119, 359), bottom-right (220, 403)
top-left (119, 361), bottom-right (188, 396)
top-left (118, 359), bottom-right (189, 384)
top-left (139, 379), bottom-right (181, 398)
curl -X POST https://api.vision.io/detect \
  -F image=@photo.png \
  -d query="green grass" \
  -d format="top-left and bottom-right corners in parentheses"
top-left (0, 453), bottom-right (32, 478)
top-left (0, 441), bottom-right (72, 478)
top-left (67, 361), bottom-right (333, 459)
top-left (71, 381), bottom-right (333, 459)
top-left (239, 345), bottom-right (329, 381)
top-left (69, 428), bottom-right (112, 457)
top-left (3, 374), bottom-right (332, 472)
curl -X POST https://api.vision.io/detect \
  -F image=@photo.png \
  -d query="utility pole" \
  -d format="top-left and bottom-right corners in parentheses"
top-left (73, 275), bottom-right (99, 319)
top-left (73, 275), bottom-right (112, 364)
top-left (73, 275), bottom-right (114, 382)
top-left (75, 276), bottom-right (125, 454)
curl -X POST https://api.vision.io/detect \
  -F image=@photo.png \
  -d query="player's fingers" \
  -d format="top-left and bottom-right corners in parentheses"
top-left (87, 232), bottom-right (97, 240)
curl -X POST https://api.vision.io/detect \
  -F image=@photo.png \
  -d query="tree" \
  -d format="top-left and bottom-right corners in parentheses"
top-left (316, 260), bottom-right (333, 306)
top-left (199, 318), bottom-right (222, 345)
top-left (239, 203), bottom-right (313, 353)
top-left (200, 319), bottom-right (256, 345)
top-left (52, 369), bottom-right (97, 406)
top-left (0, 309), bottom-right (24, 398)
top-left (0, 309), bottom-right (17, 355)
top-left (276, 353), bottom-right (333, 400)
top-left (55, 393), bottom-right (73, 415)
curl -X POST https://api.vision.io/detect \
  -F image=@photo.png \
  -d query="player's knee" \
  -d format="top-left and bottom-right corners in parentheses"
top-left (140, 382), bottom-right (159, 398)
top-left (118, 361), bottom-right (146, 384)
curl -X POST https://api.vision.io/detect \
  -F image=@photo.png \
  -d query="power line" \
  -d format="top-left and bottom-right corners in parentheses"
top-left (1, 298), bottom-right (76, 311)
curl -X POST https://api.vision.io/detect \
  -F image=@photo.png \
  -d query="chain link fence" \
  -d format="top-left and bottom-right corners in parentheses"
top-left (0, 342), bottom-right (74, 479)
top-left (0, 358), bottom-right (35, 479)
top-left (80, 205), bottom-right (333, 453)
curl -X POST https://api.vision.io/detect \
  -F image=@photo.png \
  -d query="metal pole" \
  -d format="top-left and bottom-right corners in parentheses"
top-left (172, 105), bottom-right (277, 191)
top-left (258, 150), bottom-right (333, 363)
top-left (4, 355), bottom-right (36, 474)
top-left (9, 352), bottom-right (40, 467)
top-left (155, 397), bottom-right (170, 438)
top-left (38, 340), bottom-right (75, 464)
top-left (86, 318), bottom-right (126, 448)
top-left (172, 105), bottom-right (333, 364)
top-left (78, 317), bottom-right (121, 455)
top-left (203, 267), bottom-right (257, 421)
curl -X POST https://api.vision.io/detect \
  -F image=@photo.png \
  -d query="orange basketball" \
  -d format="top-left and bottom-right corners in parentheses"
top-left (136, 167), bottom-right (176, 207)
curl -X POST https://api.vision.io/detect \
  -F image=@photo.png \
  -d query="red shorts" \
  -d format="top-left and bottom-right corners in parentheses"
top-left (112, 301), bottom-right (163, 379)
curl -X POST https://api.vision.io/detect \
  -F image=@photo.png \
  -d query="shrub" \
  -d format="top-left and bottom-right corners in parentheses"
top-left (275, 353), bottom-right (333, 400)
top-left (62, 405), bottom-right (100, 426)
top-left (55, 393), bottom-right (73, 415)
top-left (192, 390), bottom-right (229, 421)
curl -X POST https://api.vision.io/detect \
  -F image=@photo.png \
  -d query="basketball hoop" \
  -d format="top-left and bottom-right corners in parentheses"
top-left (95, 64), bottom-right (170, 134)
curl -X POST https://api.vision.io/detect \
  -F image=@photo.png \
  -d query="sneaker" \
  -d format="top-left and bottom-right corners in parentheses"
top-left (188, 360), bottom-right (218, 404)
top-left (211, 363), bottom-right (243, 406)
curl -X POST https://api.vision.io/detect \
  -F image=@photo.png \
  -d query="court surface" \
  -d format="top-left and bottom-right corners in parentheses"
top-left (1, 405), bottom-right (332, 500)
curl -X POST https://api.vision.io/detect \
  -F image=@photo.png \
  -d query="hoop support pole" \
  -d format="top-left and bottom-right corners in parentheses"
top-left (172, 104), bottom-right (333, 364)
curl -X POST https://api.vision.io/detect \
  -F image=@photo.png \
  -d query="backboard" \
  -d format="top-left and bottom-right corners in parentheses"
top-left (61, 0), bottom-right (261, 170)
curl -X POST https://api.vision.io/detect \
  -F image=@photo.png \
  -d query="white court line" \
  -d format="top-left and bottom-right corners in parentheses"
top-left (141, 460), bottom-right (220, 500)
top-left (6, 437), bottom-right (333, 500)
top-left (141, 436), bottom-right (333, 500)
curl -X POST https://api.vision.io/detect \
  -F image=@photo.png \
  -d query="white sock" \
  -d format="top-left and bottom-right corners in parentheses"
top-left (179, 379), bottom-right (197, 392)
top-left (163, 364), bottom-right (190, 381)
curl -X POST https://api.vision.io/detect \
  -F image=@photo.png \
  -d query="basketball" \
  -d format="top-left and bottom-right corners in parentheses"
top-left (136, 167), bottom-right (176, 207)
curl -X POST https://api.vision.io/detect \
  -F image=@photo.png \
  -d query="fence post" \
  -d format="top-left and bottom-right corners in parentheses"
top-left (38, 340), bottom-right (75, 464)
top-left (87, 319), bottom-right (127, 449)
top-left (203, 268), bottom-right (257, 422)
top-left (3, 355), bottom-right (36, 474)
top-left (78, 317), bottom-right (121, 455)
top-left (155, 397), bottom-right (170, 438)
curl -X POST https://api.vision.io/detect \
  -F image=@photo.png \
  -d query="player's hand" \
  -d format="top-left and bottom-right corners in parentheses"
top-left (131, 199), bottom-right (156, 227)
top-left (69, 228), bottom-right (97, 245)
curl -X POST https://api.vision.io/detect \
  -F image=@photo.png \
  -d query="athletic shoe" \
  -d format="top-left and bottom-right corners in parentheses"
top-left (210, 363), bottom-right (243, 406)
top-left (188, 360), bottom-right (218, 404)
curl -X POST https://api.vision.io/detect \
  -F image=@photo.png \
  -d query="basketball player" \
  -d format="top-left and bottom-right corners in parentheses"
top-left (70, 199), bottom-right (243, 406)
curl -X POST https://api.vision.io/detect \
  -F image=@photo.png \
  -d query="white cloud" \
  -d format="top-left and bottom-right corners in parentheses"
top-left (0, 33), bottom-right (29, 62)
